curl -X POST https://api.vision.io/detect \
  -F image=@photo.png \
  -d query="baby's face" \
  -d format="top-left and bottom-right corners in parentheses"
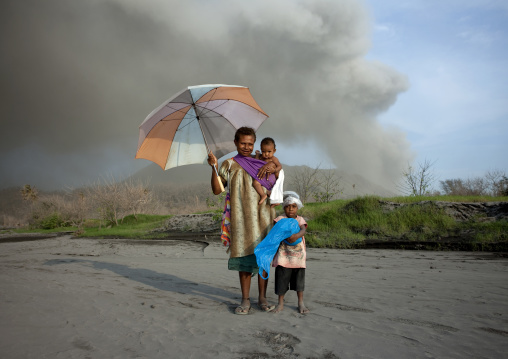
top-left (260, 143), bottom-right (276, 160)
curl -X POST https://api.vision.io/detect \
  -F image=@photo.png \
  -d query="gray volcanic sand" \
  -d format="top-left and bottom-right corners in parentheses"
top-left (0, 236), bottom-right (507, 358)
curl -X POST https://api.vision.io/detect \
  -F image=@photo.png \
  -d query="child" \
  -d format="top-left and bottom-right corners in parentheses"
top-left (253, 137), bottom-right (282, 205)
top-left (272, 192), bottom-right (309, 314)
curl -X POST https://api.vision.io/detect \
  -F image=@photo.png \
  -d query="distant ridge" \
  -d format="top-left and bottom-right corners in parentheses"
top-left (128, 163), bottom-right (397, 198)
top-left (128, 163), bottom-right (212, 186)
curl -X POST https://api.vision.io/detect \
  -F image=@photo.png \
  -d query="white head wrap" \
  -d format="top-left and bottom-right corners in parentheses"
top-left (283, 191), bottom-right (303, 209)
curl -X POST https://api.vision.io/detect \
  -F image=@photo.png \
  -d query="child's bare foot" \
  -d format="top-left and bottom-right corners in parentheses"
top-left (298, 302), bottom-right (309, 314)
top-left (258, 194), bottom-right (268, 205)
top-left (270, 203), bottom-right (280, 208)
top-left (272, 304), bottom-right (284, 313)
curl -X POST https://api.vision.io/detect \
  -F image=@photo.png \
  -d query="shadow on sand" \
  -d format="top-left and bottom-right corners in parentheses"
top-left (44, 258), bottom-right (237, 305)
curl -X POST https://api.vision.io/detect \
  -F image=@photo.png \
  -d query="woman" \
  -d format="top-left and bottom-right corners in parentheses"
top-left (208, 127), bottom-right (277, 315)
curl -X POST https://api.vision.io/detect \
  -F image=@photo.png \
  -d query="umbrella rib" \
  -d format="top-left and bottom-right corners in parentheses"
top-left (195, 99), bottom-right (232, 118)
top-left (175, 119), bottom-right (197, 132)
top-left (163, 103), bottom-right (192, 116)
top-left (192, 87), bottom-right (220, 153)
top-left (194, 107), bottom-right (226, 122)
top-left (159, 103), bottom-right (200, 131)
top-left (197, 87), bottom-right (267, 117)
top-left (194, 87), bottom-right (227, 117)
top-left (158, 104), bottom-right (223, 132)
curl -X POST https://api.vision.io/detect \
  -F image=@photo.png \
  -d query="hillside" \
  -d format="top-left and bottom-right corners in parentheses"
top-left (127, 162), bottom-right (397, 198)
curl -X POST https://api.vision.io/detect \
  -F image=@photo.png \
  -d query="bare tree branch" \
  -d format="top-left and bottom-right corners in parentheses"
top-left (288, 165), bottom-right (322, 203)
top-left (398, 159), bottom-right (437, 196)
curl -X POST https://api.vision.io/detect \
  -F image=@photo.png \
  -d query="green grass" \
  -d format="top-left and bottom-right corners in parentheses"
top-left (9, 195), bottom-right (507, 250)
top-left (304, 195), bottom-right (508, 249)
top-left (383, 195), bottom-right (508, 203)
top-left (79, 214), bottom-right (172, 239)
top-left (11, 214), bottom-right (172, 239)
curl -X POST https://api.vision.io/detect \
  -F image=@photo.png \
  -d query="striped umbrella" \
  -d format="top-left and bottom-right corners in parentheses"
top-left (136, 84), bottom-right (269, 171)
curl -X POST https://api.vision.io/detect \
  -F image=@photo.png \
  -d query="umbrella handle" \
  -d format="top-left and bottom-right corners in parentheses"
top-left (214, 164), bottom-right (225, 193)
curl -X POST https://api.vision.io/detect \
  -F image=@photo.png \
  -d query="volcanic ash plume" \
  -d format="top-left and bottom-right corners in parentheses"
top-left (0, 0), bottom-right (410, 190)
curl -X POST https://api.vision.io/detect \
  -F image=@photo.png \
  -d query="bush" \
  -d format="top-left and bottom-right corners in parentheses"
top-left (385, 202), bottom-right (455, 235)
top-left (37, 213), bottom-right (68, 230)
top-left (343, 196), bottom-right (381, 214)
top-left (308, 196), bottom-right (459, 242)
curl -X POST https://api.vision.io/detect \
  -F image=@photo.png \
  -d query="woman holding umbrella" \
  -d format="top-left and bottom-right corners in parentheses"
top-left (208, 126), bottom-right (277, 315)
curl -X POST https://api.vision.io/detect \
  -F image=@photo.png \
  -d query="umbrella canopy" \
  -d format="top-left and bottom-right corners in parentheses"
top-left (136, 84), bottom-right (269, 170)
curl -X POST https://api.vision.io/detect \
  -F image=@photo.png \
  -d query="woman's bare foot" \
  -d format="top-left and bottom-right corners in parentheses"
top-left (235, 298), bottom-right (251, 315)
top-left (257, 297), bottom-right (275, 312)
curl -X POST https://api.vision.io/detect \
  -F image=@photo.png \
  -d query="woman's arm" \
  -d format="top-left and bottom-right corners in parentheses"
top-left (207, 152), bottom-right (223, 195)
top-left (257, 161), bottom-right (277, 179)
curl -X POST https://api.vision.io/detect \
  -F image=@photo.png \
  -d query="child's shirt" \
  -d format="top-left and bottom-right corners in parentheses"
top-left (272, 215), bottom-right (307, 269)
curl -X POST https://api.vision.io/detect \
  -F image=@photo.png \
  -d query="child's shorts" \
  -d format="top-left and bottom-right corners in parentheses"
top-left (274, 266), bottom-right (305, 295)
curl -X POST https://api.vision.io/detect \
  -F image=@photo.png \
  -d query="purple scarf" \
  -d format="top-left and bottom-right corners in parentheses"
top-left (234, 154), bottom-right (276, 190)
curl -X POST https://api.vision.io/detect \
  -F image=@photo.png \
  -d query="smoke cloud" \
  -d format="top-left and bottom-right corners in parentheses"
top-left (0, 0), bottom-right (411, 190)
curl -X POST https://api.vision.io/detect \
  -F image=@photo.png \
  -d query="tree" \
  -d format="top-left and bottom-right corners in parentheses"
top-left (88, 176), bottom-right (126, 227)
top-left (313, 168), bottom-right (343, 203)
top-left (501, 176), bottom-right (508, 196)
top-left (64, 190), bottom-right (91, 230)
top-left (399, 159), bottom-right (437, 196)
top-left (485, 169), bottom-right (508, 196)
top-left (124, 179), bottom-right (157, 219)
top-left (440, 179), bottom-right (466, 196)
top-left (288, 165), bottom-right (322, 203)
top-left (20, 184), bottom-right (38, 202)
top-left (441, 169), bottom-right (507, 196)
top-left (20, 184), bottom-right (40, 227)
top-left (464, 177), bottom-right (488, 196)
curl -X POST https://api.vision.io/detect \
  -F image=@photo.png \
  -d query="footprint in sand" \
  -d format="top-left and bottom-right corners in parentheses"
top-left (256, 330), bottom-right (301, 356)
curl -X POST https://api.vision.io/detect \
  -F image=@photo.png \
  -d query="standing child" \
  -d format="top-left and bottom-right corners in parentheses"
top-left (272, 192), bottom-right (309, 314)
top-left (253, 137), bottom-right (282, 205)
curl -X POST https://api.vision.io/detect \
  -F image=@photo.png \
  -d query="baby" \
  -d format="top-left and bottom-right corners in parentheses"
top-left (253, 137), bottom-right (282, 205)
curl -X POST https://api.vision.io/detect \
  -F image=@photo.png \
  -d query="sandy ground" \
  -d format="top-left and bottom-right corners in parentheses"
top-left (0, 236), bottom-right (507, 359)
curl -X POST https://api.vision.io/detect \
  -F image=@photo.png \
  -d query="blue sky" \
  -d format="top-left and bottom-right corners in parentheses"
top-left (362, 1), bottom-right (508, 182)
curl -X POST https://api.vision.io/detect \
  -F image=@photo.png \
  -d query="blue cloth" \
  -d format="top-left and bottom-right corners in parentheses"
top-left (254, 218), bottom-right (302, 279)
top-left (283, 237), bottom-right (302, 246)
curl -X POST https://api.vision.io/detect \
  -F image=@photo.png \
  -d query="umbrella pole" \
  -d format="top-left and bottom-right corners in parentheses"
top-left (194, 103), bottom-right (225, 193)
top-left (213, 163), bottom-right (225, 193)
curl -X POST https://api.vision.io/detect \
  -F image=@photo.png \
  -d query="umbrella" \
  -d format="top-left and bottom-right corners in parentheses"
top-left (135, 84), bottom-right (269, 190)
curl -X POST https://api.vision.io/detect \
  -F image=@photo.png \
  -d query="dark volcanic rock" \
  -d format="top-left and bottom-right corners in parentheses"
top-left (163, 213), bottom-right (220, 233)
top-left (379, 201), bottom-right (508, 222)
